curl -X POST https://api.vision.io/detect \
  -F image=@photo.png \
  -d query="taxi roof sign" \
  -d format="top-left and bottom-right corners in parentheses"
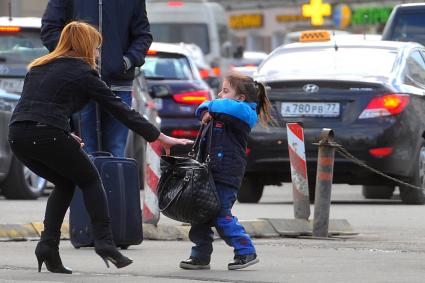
top-left (299, 30), bottom-right (331, 42)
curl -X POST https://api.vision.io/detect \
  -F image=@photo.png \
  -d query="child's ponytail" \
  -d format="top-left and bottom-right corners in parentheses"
top-left (254, 81), bottom-right (274, 126)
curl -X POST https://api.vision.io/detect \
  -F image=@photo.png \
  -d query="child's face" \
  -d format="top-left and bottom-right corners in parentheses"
top-left (217, 79), bottom-right (245, 101)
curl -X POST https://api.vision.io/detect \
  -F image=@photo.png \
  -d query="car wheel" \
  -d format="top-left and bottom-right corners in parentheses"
top-left (362, 185), bottom-right (395, 199)
top-left (400, 145), bottom-right (425, 204)
top-left (237, 175), bottom-right (264, 203)
top-left (1, 156), bottom-right (47, 199)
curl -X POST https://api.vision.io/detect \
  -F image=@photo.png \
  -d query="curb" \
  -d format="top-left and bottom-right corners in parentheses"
top-left (0, 219), bottom-right (355, 242)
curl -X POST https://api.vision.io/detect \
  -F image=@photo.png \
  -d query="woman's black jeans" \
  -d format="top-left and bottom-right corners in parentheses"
top-left (8, 121), bottom-right (112, 241)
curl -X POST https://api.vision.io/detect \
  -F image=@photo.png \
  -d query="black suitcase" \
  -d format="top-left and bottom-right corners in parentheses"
top-left (69, 153), bottom-right (143, 249)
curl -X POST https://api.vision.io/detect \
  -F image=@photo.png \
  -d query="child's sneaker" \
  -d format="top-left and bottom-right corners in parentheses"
top-left (179, 257), bottom-right (211, 270)
top-left (228, 253), bottom-right (259, 270)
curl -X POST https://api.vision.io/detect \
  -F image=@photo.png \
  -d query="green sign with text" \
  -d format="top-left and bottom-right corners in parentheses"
top-left (351, 7), bottom-right (393, 25)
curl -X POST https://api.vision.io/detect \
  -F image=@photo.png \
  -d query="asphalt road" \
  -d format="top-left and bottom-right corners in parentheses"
top-left (1, 184), bottom-right (425, 282)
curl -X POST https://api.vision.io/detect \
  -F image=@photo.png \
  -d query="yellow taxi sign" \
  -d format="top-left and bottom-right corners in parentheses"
top-left (299, 30), bottom-right (331, 42)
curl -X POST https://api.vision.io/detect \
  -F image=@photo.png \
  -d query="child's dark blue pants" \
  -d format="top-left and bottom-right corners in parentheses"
top-left (189, 182), bottom-right (256, 261)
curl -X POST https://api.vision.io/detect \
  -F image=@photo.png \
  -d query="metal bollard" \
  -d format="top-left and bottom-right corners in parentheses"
top-left (312, 128), bottom-right (336, 237)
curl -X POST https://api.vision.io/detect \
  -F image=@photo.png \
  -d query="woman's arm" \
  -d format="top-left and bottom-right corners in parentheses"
top-left (83, 70), bottom-right (160, 142)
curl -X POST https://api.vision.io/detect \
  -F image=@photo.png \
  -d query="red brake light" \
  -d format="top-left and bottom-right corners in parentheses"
top-left (173, 90), bottom-right (209, 105)
top-left (199, 68), bottom-right (210, 79)
top-left (147, 50), bottom-right (157, 55)
top-left (0, 26), bottom-right (21, 33)
top-left (246, 147), bottom-right (251, 156)
top-left (369, 147), bottom-right (393, 158)
top-left (359, 94), bottom-right (409, 119)
top-left (171, 129), bottom-right (198, 138)
top-left (168, 1), bottom-right (184, 7)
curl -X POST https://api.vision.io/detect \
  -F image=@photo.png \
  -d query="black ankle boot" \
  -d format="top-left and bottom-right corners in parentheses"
top-left (35, 233), bottom-right (72, 274)
top-left (94, 240), bottom-right (133, 269)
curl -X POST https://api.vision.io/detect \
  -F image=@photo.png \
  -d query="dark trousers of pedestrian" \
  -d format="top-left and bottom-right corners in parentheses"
top-left (189, 182), bottom-right (256, 262)
top-left (79, 91), bottom-right (132, 157)
top-left (8, 121), bottom-right (112, 242)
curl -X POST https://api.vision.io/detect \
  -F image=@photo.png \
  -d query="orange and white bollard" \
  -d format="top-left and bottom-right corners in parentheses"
top-left (142, 140), bottom-right (162, 224)
top-left (286, 123), bottom-right (311, 220)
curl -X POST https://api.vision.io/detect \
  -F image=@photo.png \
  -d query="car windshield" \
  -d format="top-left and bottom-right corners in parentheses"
top-left (150, 23), bottom-right (210, 54)
top-left (391, 12), bottom-right (425, 46)
top-left (142, 54), bottom-right (194, 80)
top-left (258, 47), bottom-right (398, 78)
top-left (0, 30), bottom-right (48, 64)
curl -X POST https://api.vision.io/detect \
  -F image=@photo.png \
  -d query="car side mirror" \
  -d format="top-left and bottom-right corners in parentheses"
top-left (204, 76), bottom-right (220, 90)
top-left (149, 85), bottom-right (170, 98)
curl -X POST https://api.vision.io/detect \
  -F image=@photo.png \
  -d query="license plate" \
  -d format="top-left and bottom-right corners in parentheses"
top-left (0, 78), bottom-right (24, 93)
top-left (281, 102), bottom-right (340, 117)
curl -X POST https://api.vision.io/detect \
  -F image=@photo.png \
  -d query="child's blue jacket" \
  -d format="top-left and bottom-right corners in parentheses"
top-left (196, 99), bottom-right (258, 188)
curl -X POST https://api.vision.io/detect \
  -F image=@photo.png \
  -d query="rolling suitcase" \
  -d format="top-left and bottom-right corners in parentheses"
top-left (69, 153), bottom-right (143, 249)
top-left (69, 0), bottom-right (143, 249)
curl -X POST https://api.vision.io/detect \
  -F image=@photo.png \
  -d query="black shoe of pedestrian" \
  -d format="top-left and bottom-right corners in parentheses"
top-left (179, 257), bottom-right (210, 270)
top-left (228, 253), bottom-right (259, 270)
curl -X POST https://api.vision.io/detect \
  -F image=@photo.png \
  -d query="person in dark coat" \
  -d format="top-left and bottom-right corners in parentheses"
top-left (40, 0), bottom-right (153, 157)
top-left (9, 21), bottom-right (191, 274)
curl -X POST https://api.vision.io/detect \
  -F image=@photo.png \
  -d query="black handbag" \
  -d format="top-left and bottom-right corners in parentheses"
top-left (157, 122), bottom-right (220, 224)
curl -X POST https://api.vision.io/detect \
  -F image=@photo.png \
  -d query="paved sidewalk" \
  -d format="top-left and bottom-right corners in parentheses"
top-left (0, 186), bottom-right (354, 241)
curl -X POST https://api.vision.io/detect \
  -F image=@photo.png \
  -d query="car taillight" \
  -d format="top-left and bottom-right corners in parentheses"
top-left (0, 26), bottom-right (21, 33)
top-left (246, 147), bottom-right (251, 156)
top-left (369, 147), bottom-right (393, 158)
top-left (147, 49), bottom-right (157, 55)
top-left (199, 68), bottom-right (210, 79)
top-left (171, 129), bottom-right (198, 138)
top-left (358, 94), bottom-right (409, 119)
top-left (173, 90), bottom-right (209, 105)
top-left (212, 67), bottom-right (221, 77)
top-left (168, 1), bottom-right (184, 7)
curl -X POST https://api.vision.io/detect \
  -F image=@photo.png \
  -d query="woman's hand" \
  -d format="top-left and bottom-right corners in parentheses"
top-left (201, 111), bottom-right (212, 124)
top-left (70, 133), bottom-right (84, 148)
top-left (157, 133), bottom-right (193, 156)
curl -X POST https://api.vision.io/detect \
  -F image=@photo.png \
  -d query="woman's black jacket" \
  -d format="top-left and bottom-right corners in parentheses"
top-left (9, 57), bottom-right (160, 142)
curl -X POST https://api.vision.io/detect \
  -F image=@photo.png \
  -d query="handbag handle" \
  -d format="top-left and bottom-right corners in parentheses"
top-left (188, 119), bottom-right (213, 163)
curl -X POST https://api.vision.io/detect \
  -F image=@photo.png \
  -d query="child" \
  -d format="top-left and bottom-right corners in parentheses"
top-left (179, 71), bottom-right (273, 270)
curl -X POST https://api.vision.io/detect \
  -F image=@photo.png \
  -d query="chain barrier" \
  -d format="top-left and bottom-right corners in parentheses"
top-left (324, 140), bottom-right (423, 191)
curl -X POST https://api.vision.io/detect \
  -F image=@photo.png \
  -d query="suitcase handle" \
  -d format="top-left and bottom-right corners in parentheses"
top-left (91, 151), bottom-right (113, 157)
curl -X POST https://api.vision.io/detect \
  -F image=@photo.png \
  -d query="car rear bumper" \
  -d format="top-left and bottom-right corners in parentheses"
top-left (246, 122), bottom-right (421, 185)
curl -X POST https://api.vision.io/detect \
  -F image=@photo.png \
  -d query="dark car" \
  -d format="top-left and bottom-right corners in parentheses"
top-left (0, 17), bottom-right (159, 199)
top-left (142, 42), bottom-right (213, 155)
top-left (243, 34), bottom-right (425, 204)
top-left (0, 17), bottom-right (49, 199)
top-left (382, 3), bottom-right (425, 46)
